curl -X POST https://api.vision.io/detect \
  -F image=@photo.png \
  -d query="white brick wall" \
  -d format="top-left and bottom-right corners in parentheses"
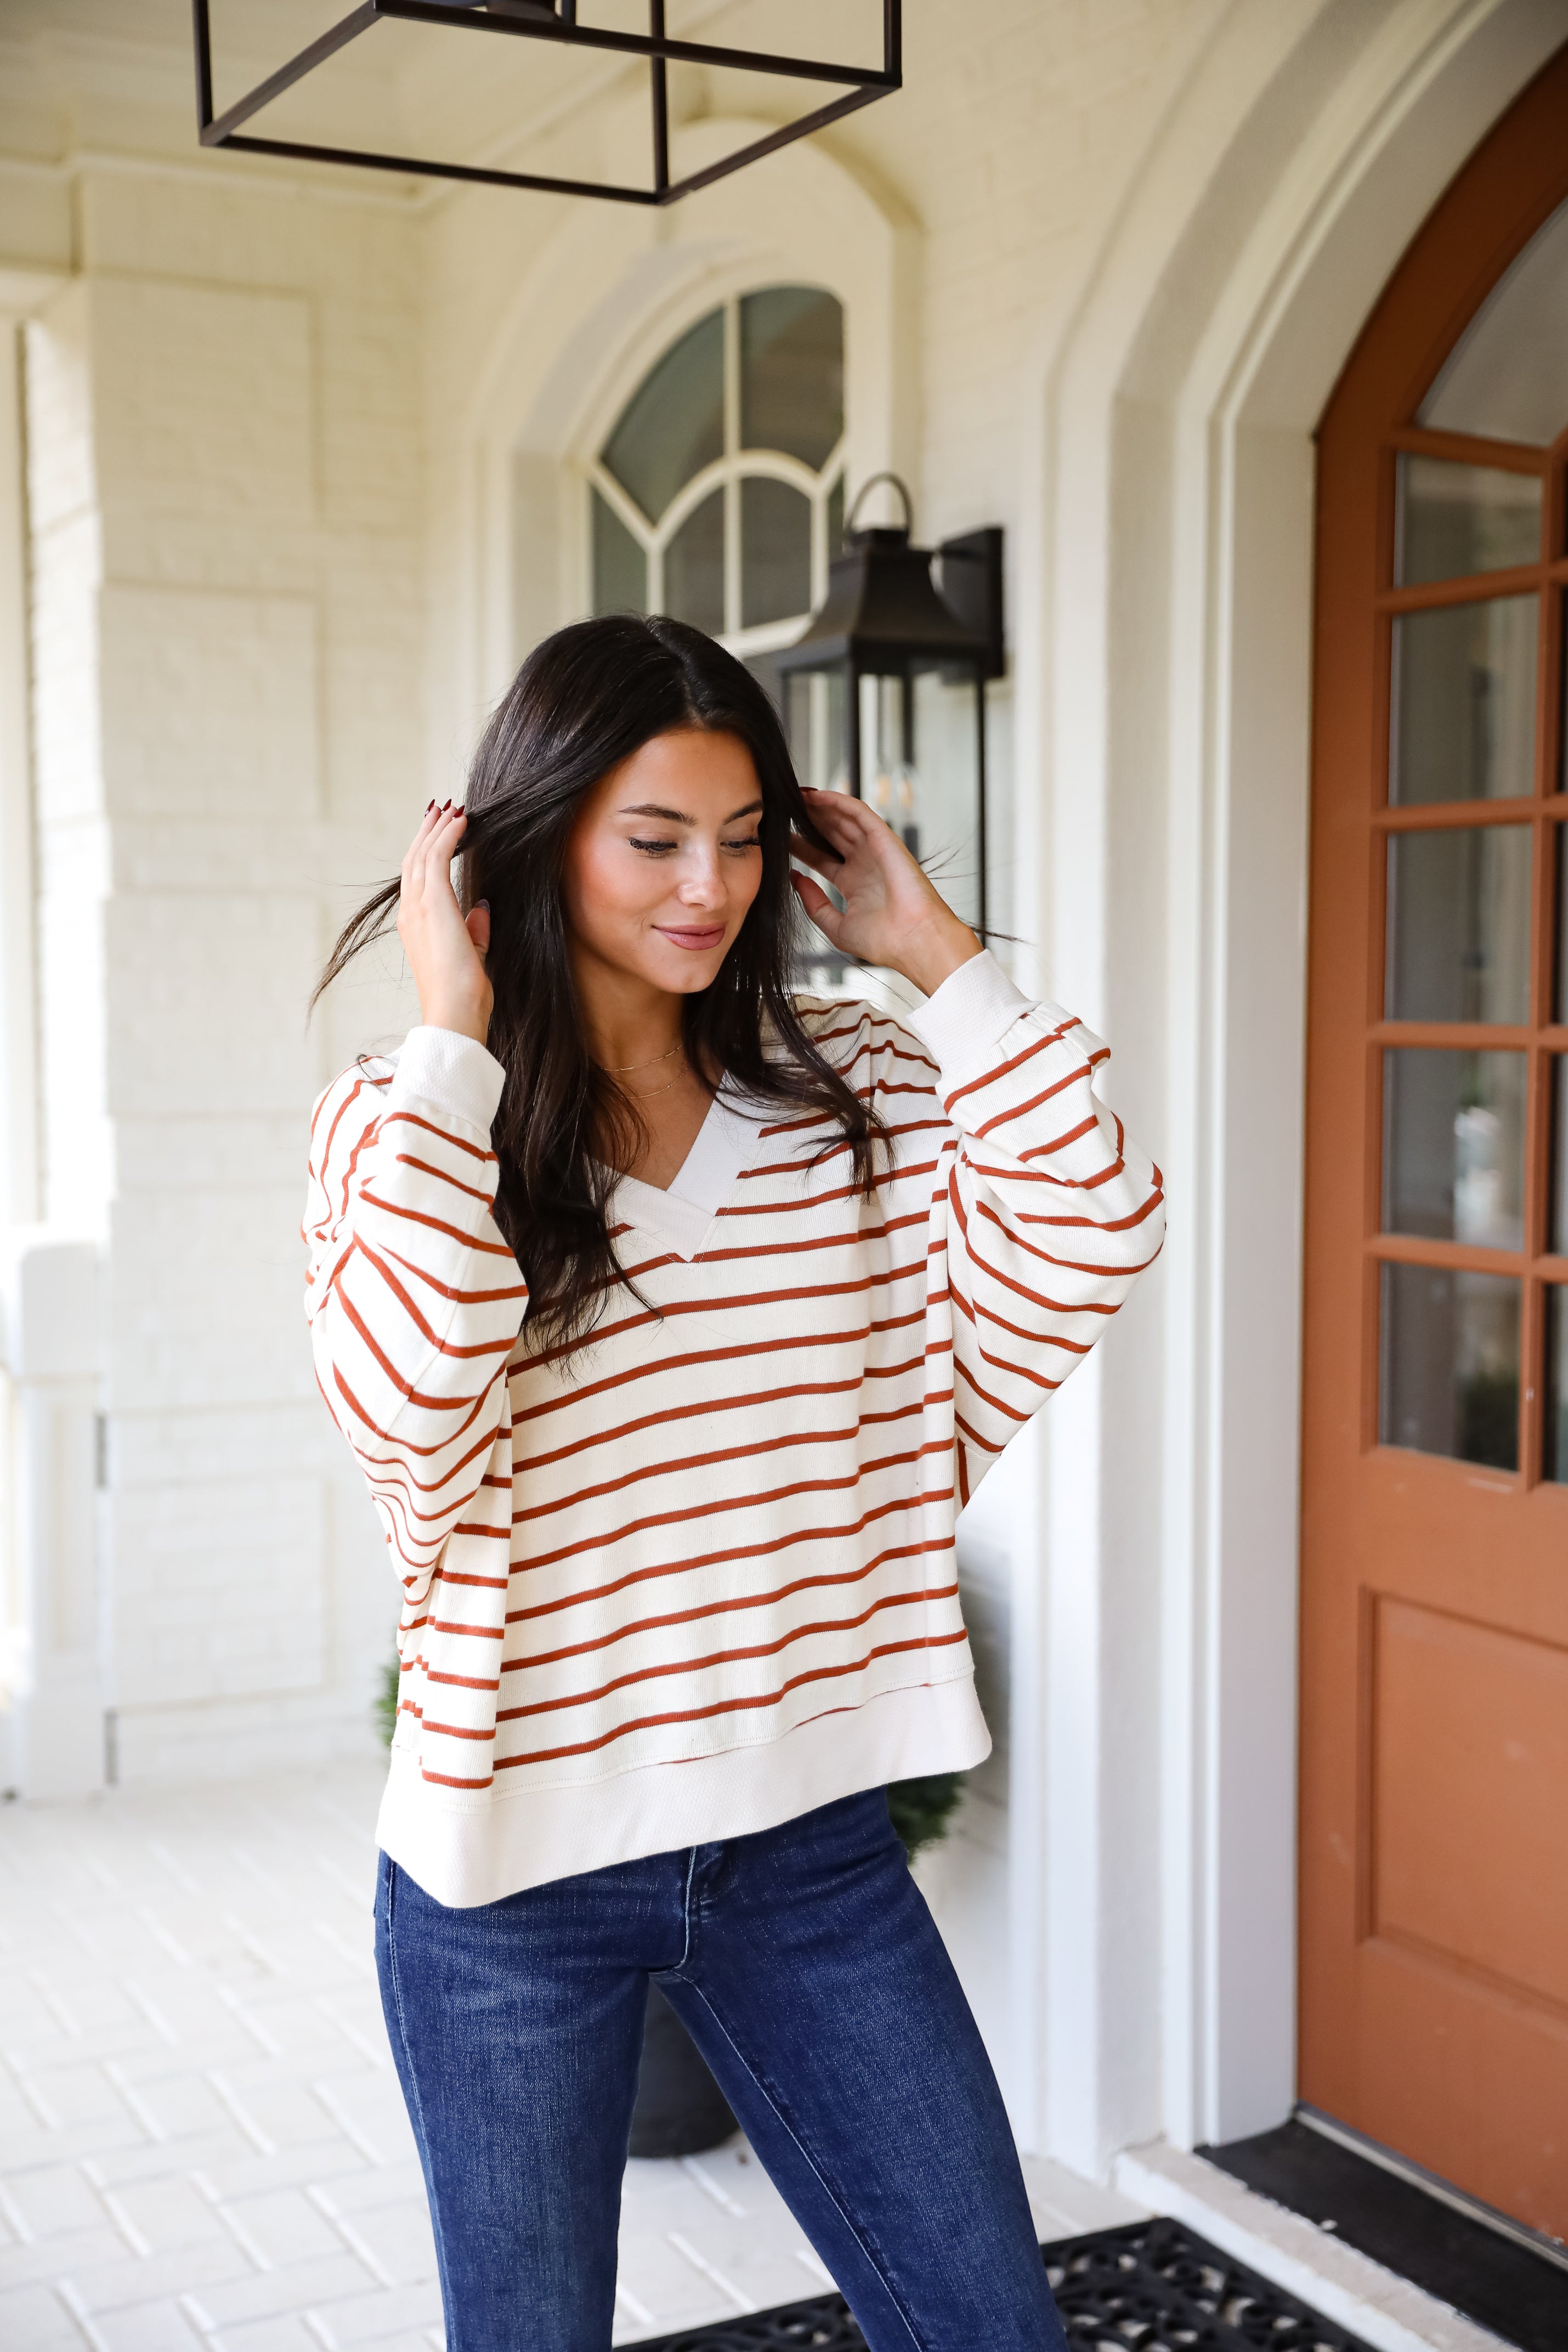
top-left (14, 148), bottom-right (427, 1782)
top-left (99, 589), bottom-right (319, 822)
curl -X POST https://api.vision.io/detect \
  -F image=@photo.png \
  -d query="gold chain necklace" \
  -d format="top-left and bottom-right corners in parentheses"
top-left (604, 1040), bottom-right (683, 1074)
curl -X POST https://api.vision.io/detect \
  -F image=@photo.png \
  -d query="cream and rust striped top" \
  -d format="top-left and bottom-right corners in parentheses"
top-left (303, 949), bottom-right (1164, 1906)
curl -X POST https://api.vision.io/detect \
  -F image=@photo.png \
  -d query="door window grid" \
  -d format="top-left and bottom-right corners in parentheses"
top-left (586, 289), bottom-right (846, 661)
top-left (1371, 423), bottom-right (1568, 1479)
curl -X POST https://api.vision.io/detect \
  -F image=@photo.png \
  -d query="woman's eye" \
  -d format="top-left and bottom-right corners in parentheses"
top-left (626, 833), bottom-right (760, 856)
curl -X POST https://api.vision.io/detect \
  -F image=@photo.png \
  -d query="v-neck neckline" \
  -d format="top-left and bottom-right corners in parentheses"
top-left (608, 1087), bottom-right (769, 1262)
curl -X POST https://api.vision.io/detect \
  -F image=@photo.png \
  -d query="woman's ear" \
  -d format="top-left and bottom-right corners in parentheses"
top-left (466, 899), bottom-right (491, 960)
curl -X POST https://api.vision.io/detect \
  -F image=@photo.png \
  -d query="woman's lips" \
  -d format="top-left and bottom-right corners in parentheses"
top-left (656, 924), bottom-right (726, 951)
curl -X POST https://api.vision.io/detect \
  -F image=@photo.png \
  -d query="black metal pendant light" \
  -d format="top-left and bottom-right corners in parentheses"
top-left (191, 2), bottom-right (902, 206)
top-left (777, 476), bottom-right (1004, 937)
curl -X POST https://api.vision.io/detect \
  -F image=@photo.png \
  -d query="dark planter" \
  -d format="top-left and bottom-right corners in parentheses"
top-left (628, 1981), bottom-right (738, 2158)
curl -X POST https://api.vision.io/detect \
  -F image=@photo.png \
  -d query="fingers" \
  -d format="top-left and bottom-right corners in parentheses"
top-left (789, 829), bottom-right (841, 876)
top-left (795, 798), bottom-right (893, 886)
top-left (800, 786), bottom-right (886, 841)
top-left (404, 798), bottom-right (446, 866)
top-left (801, 785), bottom-right (926, 891)
top-left (797, 790), bottom-right (905, 878)
top-left (790, 869), bottom-right (845, 945)
top-left (403, 799), bottom-right (468, 896)
top-left (797, 794), bottom-right (862, 854)
top-left (406, 799), bottom-right (466, 856)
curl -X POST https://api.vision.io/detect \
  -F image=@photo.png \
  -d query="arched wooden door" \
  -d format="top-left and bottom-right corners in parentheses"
top-left (1302, 47), bottom-right (1568, 2238)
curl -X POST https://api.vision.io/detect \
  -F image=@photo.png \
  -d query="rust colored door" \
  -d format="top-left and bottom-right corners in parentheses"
top-left (1301, 48), bottom-right (1568, 2237)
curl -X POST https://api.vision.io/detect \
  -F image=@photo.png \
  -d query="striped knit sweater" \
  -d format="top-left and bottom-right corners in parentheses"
top-left (304, 949), bottom-right (1164, 1906)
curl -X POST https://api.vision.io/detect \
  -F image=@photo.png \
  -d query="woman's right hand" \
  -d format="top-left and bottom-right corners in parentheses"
top-left (397, 801), bottom-right (493, 1045)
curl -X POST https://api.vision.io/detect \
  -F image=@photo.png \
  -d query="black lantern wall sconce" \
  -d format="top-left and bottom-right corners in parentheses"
top-left (777, 477), bottom-right (1004, 943)
top-left (191, 2), bottom-right (902, 207)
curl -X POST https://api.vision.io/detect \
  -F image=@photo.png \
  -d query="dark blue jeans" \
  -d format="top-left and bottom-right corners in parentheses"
top-left (375, 1788), bottom-right (1068, 2352)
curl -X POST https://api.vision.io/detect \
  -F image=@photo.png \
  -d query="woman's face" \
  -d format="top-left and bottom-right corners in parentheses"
top-left (561, 727), bottom-right (766, 998)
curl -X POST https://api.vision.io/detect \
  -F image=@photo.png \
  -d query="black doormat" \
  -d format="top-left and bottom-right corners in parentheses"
top-left (627, 2213), bottom-right (1375, 2349)
top-left (1202, 2116), bottom-right (1568, 2352)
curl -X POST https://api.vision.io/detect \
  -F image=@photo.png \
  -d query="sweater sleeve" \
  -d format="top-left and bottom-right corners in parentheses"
top-left (902, 951), bottom-right (1165, 1501)
top-left (302, 1028), bottom-right (528, 1602)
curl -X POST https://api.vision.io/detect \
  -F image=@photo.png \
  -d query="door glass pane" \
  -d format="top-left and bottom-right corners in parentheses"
top-left (663, 490), bottom-right (725, 637)
top-left (1385, 825), bottom-right (1531, 1024)
top-left (740, 477), bottom-right (812, 629)
top-left (785, 669), bottom-right (848, 797)
top-left (1380, 1262), bottom-right (1520, 1469)
top-left (602, 309), bottom-right (724, 524)
top-left (591, 490), bottom-right (647, 617)
top-left (1548, 1287), bottom-right (1568, 1483)
top-left (1395, 457), bottom-right (1541, 586)
top-left (1384, 1049), bottom-right (1525, 1248)
top-left (739, 289), bottom-right (844, 469)
top-left (1420, 193), bottom-right (1568, 447)
top-left (1390, 595), bottom-right (1537, 804)
top-left (1555, 1060), bottom-right (1568, 1255)
top-left (913, 667), bottom-right (983, 934)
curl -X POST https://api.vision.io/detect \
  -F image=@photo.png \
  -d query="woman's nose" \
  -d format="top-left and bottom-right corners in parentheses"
top-left (677, 851), bottom-right (724, 905)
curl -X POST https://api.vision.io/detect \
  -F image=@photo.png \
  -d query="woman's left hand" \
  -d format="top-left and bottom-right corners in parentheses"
top-left (791, 787), bottom-right (981, 997)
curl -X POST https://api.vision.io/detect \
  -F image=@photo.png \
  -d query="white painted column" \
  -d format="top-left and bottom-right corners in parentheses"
top-left (1, 278), bottom-right (64, 1792)
top-left (0, 314), bottom-right (39, 1236)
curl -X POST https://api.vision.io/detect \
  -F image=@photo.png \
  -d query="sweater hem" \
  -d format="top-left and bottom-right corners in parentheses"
top-left (376, 1672), bottom-right (992, 1907)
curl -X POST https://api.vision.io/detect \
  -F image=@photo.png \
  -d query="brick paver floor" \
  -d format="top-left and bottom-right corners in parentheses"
top-left (0, 1761), bottom-right (1139, 2349)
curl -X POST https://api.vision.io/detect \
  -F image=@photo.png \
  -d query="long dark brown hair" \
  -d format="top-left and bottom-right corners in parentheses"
top-left (315, 615), bottom-right (889, 1352)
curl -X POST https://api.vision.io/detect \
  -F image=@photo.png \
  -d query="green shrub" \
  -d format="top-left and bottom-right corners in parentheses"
top-left (886, 1771), bottom-right (965, 1858)
top-left (375, 1652), bottom-right (400, 1746)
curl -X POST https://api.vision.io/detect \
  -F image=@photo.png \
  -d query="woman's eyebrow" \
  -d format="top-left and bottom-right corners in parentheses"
top-left (619, 799), bottom-right (765, 824)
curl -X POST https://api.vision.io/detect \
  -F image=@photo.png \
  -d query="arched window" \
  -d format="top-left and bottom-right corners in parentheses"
top-left (588, 288), bottom-right (845, 657)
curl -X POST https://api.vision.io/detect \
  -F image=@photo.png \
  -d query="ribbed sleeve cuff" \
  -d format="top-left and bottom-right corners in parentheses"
top-left (907, 949), bottom-right (1039, 1078)
top-left (388, 1027), bottom-right (506, 1136)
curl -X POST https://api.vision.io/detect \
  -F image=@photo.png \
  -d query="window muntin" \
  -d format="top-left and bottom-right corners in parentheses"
top-left (588, 287), bottom-right (845, 656)
top-left (602, 311), bottom-right (724, 525)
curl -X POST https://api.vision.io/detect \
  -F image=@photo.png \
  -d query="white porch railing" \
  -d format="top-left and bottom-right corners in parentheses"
top-left (0, 1230), bottom-right (104, 1799)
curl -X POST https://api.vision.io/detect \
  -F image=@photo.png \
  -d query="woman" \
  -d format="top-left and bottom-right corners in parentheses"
top-left (305, 615), bottom-right (1163, 2352)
